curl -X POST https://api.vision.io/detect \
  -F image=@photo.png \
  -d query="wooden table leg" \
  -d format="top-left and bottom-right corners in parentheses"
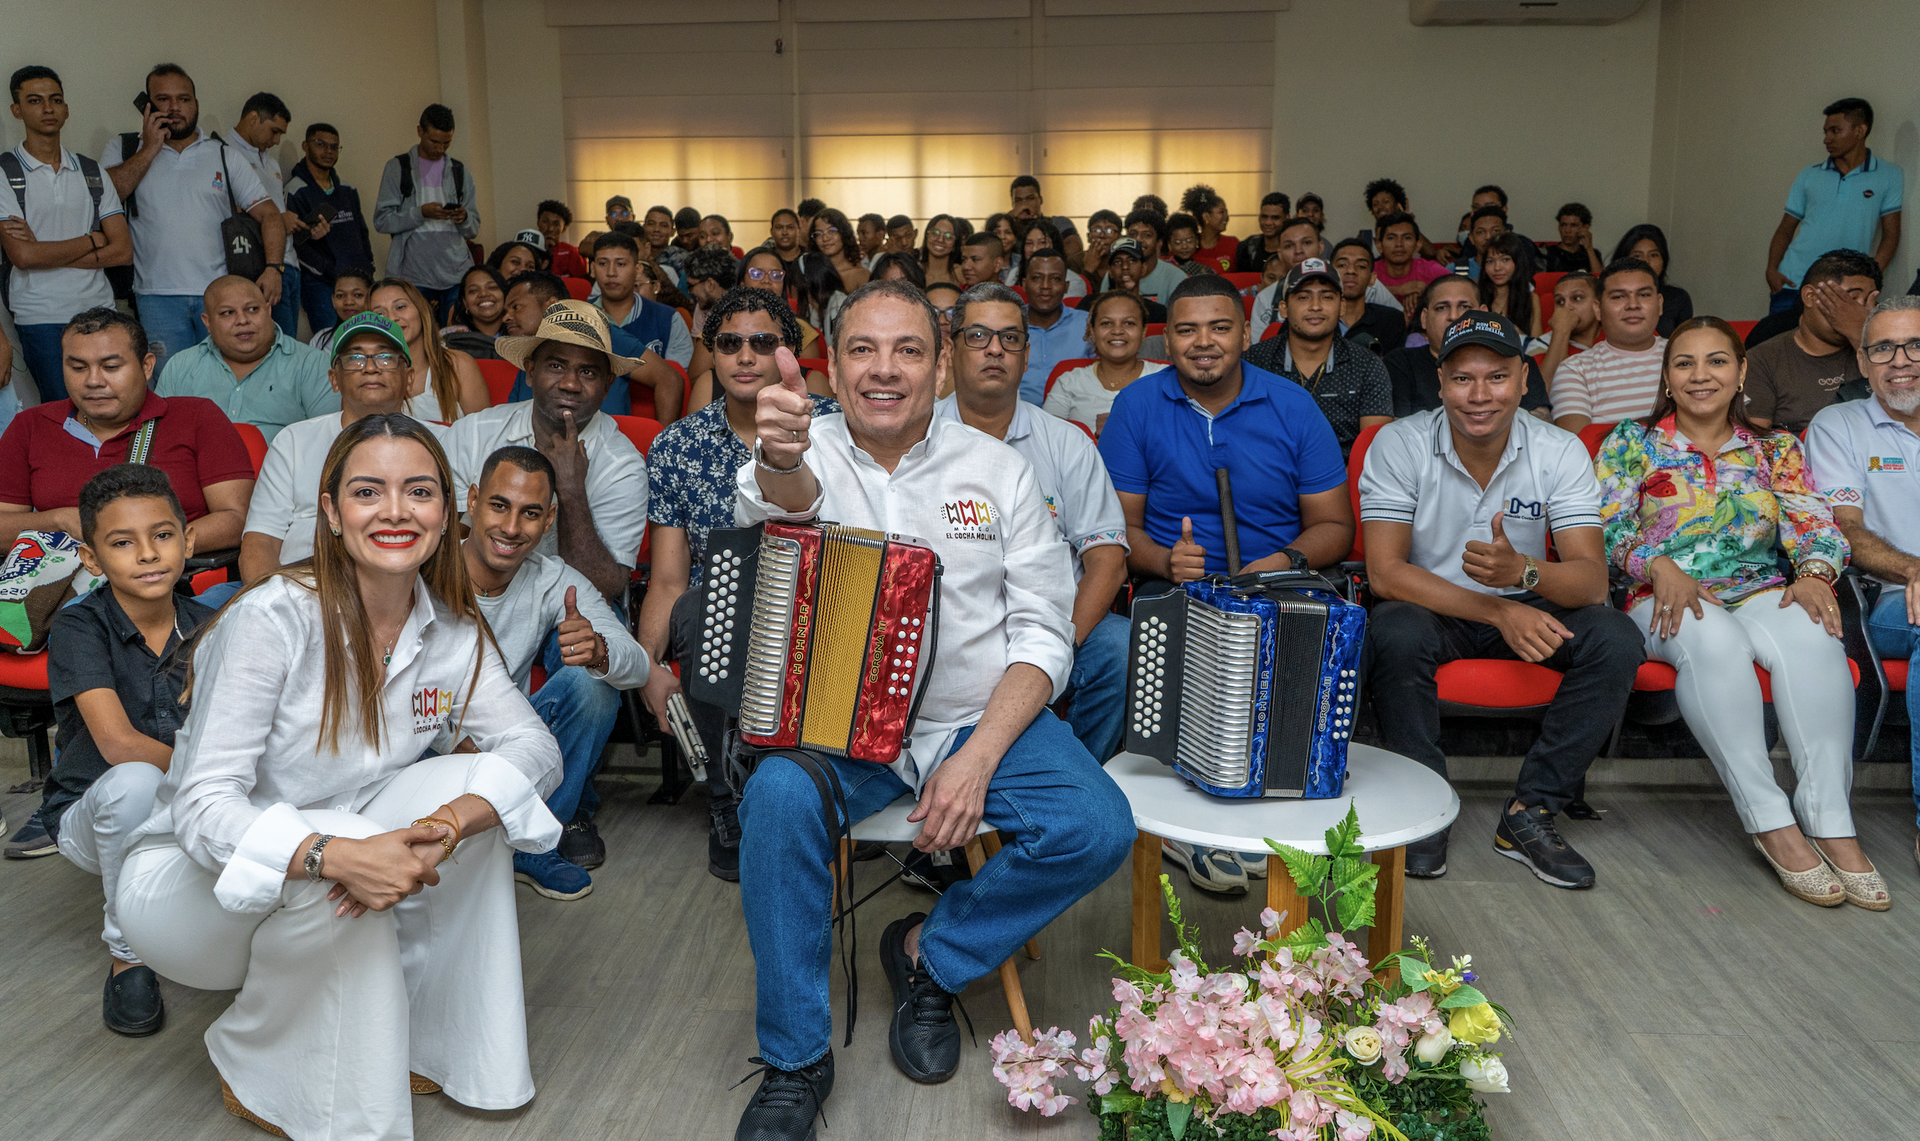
top-left (1368, 845), bottom-right (1406, 980)
top-left (1265, 854), bottom-right (1306, 938)
top-left (1132, 830), bottom-right (1168, 972)
top-left (980, 831), bottom-right (1040, 960)
top-left (965, 837), bottom-right (1033, 1044)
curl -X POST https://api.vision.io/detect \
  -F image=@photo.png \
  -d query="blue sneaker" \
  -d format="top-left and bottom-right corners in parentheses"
top-left (513, 848), bottom-right (593, 901)
top-left (5, 810), bottom-right (58, 860)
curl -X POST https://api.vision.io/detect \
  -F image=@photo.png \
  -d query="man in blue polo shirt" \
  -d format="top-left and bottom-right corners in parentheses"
top-left (1766, 97), bottom-right (1903, 314)
top-left (1100, 273), bottom-right (1354, 895)
top-left (1017, 247), bottom-right (1087, 403)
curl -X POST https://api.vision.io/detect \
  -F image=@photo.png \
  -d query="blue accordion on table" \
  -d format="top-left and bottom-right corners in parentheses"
top-left (1125, 571), bottom-right (1366, 799)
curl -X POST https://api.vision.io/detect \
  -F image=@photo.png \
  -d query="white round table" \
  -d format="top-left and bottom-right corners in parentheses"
top-left (1105, 745), bottom-right (1458, 972)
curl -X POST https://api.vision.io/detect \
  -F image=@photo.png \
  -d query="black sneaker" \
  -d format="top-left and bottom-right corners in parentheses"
top-left (5, 810), bottom-right (59, 859)
top-left (881, 912), bottom-right (962, 1083)
top-left (710, 796), bottom-right (741, 882)
top-left (1405, 826), bottom-right (1449, 879)
top-left (734, 1051), bottom-right (833, 1141)
top-left (1493, 798), bottom-right (1595, 889)
top-left (557, 815), bottom-right (605, 870)
top-left (103, 964), bottom-right (164, 1037)
top-left (900, 849), bottom-right (973, 893)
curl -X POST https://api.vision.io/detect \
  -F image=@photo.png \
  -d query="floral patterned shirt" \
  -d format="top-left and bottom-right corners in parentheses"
top-left (1595, 416), bottom-right (1848, 605)
top-left (646, 393), bottom-right (838, 590)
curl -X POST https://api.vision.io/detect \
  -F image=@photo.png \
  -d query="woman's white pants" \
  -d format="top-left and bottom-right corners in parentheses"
top-left (116, 755), bottom-right (536, 1141)
top-left (1630, 589), bottom-right (1857, 837)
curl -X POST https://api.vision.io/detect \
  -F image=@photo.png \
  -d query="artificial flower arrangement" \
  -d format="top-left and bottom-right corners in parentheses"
top-left (990, 806), bottom-right (1513, 1140)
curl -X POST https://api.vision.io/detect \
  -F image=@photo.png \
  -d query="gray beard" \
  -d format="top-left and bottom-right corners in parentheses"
top-left (1883, 386), bottom-right (1920, 414)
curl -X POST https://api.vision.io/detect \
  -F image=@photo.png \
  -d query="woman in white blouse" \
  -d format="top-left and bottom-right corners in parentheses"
top-left (117, 414), bottom-right (562, 1140)
top-left (1042, 290), bottom-right (1164, 437)
top-left (371, 278), bottom-right (490, 424)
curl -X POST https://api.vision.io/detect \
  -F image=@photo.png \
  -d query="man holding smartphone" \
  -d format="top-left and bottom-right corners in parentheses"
top-left (285, 122), bottom-right (373, 338)
top-left (374, 103), bottom-right (480, 320)
top-left (224, 92), bottom-right (303, 338)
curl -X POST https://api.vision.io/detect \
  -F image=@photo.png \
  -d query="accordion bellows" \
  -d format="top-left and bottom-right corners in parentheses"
top-left (692, 522), bottom-right (940, 765)
top-left (1126, 576), bottom-right (1366, 799)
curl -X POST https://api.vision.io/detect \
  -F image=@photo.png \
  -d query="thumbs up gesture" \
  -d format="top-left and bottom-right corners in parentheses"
top-left (1168, 516), bottom-right (1208, 584)
top-left (1462, 511), bottom-right (1528, 589)
top-left (754, 345), bottom-right (815, 472)
top-left (557, 585), bottom-right (603, 668)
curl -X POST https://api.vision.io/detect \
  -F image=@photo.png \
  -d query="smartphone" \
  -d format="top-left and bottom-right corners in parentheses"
top-left (133, 91), bottom-right (149, 114)
top-left (302, 209), bottom-right (332, 229)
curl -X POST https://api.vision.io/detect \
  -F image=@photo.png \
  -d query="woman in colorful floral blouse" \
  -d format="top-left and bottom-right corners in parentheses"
top-left (1597, 316), bottom-right (1888, 911)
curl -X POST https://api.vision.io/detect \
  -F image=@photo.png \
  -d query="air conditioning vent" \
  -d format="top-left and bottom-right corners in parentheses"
top-left (1409, 0), bottom-right (1646, 25)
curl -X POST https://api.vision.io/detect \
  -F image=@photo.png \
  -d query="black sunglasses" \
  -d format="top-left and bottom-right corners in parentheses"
top-left (711, 332), bottom-right (785, 355)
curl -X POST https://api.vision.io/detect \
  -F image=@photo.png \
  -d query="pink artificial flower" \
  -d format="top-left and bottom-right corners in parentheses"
top-left (1259, 906), bottom-right (1282, 934)
top-left (1336, 1109), bottom-right (1377, 1140)
top-left (988, 1027), bottom-right (1081, 1117)
top-left (1113, 978), bottom-right (1146, 1006)
top-left (1234, 927), bottom-right (1264, 957)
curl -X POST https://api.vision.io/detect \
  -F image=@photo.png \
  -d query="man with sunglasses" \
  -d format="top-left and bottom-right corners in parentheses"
top-left (1807, 294), bottom-right (1920, 863)
top-left (938, 281), bottom-right (1130, 762)
top-left (236, 312), bottom-right (440, 587)
top-left (637, 286), bottom-right (838, 881)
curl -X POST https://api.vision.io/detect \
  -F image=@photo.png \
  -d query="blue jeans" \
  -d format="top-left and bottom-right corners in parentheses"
top-left (135, 293), bottom-right (207, 376)
top-left (17, 322), bottom-right (67, 402)
top-left (300, 271), bottom-right (339, 336)
top-left (417, 284), bottom-right (460, 325)
top-left (1867, 589), bottom-right (1920, 827)
top-left (1067, 612), bottom-right (1130, 762)
top-left (194, 580), bottom-right (243, 609)
top-left (1769, 285), bottom-right (1801, 314)
top-left (531, 629), bottom-right (624, 828)
top-left (270, 264), bottom-right (302, 339)
top-left (736, 711), bottom-right (1133, 1069)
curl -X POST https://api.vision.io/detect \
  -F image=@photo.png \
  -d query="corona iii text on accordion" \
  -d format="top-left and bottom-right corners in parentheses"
top-left (689, 522), bottom-right (941, 765)
top-left (1126, 572), bottom-right (1366, 799)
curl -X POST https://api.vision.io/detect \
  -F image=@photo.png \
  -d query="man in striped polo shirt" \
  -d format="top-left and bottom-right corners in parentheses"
top-left (1551, 258), bottom-right (1667, 434)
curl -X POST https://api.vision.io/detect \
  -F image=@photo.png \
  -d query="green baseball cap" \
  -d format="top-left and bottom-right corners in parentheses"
top-left (329, 312), bottom-right (412, 364)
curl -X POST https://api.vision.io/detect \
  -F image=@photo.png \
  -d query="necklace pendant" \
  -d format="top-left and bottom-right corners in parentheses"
top-left (383, 646), bottom-right (393, 666)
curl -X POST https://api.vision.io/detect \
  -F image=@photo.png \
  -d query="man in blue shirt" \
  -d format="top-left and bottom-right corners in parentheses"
top-left (1767, 97), bottom-right (1903, 313)
top-left (1017, 247), bottom-right (1087, 403)
top-left (1098, 273), bottom-right (1354, 896)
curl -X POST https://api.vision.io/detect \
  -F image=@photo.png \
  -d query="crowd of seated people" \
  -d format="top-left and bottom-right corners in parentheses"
top-left (6, 59), bottom-right (1920, 1141)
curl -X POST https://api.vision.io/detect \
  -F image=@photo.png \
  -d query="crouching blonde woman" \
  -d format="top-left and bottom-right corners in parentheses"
top-left (116, 413), bottom-right (563, 1140)
top-left (1596, 317), bottom-right (1887, 912)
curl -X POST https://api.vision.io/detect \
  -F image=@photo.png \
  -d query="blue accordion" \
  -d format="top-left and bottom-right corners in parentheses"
top-left (1124, 572), bottom-right (1367, 799)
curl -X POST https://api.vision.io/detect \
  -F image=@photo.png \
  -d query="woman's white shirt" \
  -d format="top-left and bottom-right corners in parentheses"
top-left (128, 574), bottom-right (563, 913)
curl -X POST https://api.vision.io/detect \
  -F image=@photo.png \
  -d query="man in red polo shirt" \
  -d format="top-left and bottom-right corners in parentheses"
top-left (0, 308), bottom-right (253, 551)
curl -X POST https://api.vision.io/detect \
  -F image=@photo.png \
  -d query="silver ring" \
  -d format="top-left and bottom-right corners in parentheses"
top-left (790, 429), bottom-right (799, 443)
top-left (1661, 604), bottom-right (1672, 612)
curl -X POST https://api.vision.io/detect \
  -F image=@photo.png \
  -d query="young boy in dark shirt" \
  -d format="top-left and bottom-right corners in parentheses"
top-left (35, 465), bottom-right (214, 1036)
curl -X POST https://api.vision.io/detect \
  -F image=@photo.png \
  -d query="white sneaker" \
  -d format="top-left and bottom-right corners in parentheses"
top-left (1163, 838), bottom-right (1249, 895)
top-left (1234, 851), bottom-right (1270, 878)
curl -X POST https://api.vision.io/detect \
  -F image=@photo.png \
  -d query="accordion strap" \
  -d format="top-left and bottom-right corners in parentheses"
top-left (784, 749), bottom-right (860, 1046)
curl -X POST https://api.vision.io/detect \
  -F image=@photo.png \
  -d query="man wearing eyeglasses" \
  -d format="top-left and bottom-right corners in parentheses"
top-left (637, 285), bottom-right (839, 881)
top-left (1806, 294), bottom-right (1920, 858)
top-left (938, 281), bottom-right (1130, 762)
top-left (237, 312), bottom-right (436, 585)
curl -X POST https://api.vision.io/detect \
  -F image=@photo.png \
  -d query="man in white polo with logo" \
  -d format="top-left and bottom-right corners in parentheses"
top-left (726, 277), bottom-right (1132, 1139)
top-left (1805, 293), bottom-right (1920, 857)
top-left (1361, 309), bottom-right (1642, 889)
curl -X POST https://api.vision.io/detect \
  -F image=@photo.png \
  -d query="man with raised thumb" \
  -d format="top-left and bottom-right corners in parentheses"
top-left (460, 445), bottom-right (650, 901)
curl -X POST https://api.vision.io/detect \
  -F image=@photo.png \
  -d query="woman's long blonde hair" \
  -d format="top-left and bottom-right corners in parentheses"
top-left (374, 278), bottom-right (462, 423)
top-left (188, 414), bottom-right (498, 751)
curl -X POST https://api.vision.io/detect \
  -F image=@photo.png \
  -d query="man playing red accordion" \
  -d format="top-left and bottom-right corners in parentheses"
top-left (729, 278), bottom-right (1133, 1141)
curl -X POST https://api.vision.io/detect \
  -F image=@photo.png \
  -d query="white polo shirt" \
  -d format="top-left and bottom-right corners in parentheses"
top-left (101, 130), bottom-right (271, 296)
top-left (442, 401), bottom-right (649, 568)
top-left (0, 144), bottom-right (125, 324)
top-left (1805, 394), bottom-right (1920, 584)
top-left (222, 131), bottom-right (297, 266)
top-left (244, 411), bottom-right (447, 564)
top-left (934, 395), bottom-right (1127, 581)
top-left (735, 411), bottom-right (1075, 791)
top-left (1360, 407), bottom-right (1604, 596)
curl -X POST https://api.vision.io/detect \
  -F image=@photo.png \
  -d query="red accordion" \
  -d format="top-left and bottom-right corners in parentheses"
top-left (689, 522), bottom-right (941, 764)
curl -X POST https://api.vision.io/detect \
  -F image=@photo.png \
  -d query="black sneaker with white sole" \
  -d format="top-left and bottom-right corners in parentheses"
top-left (1405, 826), bottom-right (1449, 879)
top-left (734, 1051), bottom-right (833, 1141)
top-left (5, 810), bottom-right (59, 859)
top-left (1493, 798), bottom-right (1594, 889)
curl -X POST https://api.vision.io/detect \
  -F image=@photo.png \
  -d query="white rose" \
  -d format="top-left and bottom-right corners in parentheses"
top-left (1412, 1027), bottom-right (1453, 1065)
top-left (1342, 1025), bottom-right (1383, 1065)
top-left (1458, 1055), bottom-right (1510, 1094)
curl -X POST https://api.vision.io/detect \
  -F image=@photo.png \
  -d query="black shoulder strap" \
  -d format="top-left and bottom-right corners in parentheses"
top-left (212, 137), bottom-right (240, 215)
top-left (451, 157), bottom-right (464, 202)
top-left (75, 154), bottom-right (104, 231)
top-left (395, 152), bottom-right (413, 200)
top-left (119, 133), bottom-right (142, 219)
top-left (0, 152), bottom-right (25, 214)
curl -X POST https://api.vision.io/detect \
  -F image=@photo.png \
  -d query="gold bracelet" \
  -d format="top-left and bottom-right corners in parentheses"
top-left (412, 817), bottom-right (458, 863)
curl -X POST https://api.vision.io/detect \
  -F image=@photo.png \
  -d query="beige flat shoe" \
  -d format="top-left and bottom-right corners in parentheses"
top-left (410, 1072), bottom-right (442, 1095)
top-left (1753, 837), bottom-right (1843, 907)
top-left (1817, 849), bottom-right (1891, 911)
top-left (221, 1078), bottom-right (287, 1137)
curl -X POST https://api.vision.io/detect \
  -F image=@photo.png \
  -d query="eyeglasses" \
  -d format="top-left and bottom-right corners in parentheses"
top-left (1865, 340), bottom-right (1920, 364)
top-left (928, 230), bottom-right (955, 241)
top-left (958, 325), bottom-right (1027, 351)
top-left (711, 332), bottom-right (784, 355)
top-left (816, 226), bottom-right (839, 236)
top-left (745, 267), bottom-right (786, 284)
top-left (337, 351), bottom-right (403, 372)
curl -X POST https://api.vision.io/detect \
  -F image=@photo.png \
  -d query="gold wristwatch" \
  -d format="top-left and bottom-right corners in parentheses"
top-left (1798, 559), bottom-right (1839, 584)
top-left (1518, 555), bottom-right (1540, 591)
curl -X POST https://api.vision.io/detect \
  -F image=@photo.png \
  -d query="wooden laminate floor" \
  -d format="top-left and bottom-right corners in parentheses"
top-left (3, 746), bottom-right (1917, 1140)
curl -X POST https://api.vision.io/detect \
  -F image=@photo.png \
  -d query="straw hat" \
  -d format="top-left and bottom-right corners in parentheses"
top-left (494, 300), bottom-right (643, 376)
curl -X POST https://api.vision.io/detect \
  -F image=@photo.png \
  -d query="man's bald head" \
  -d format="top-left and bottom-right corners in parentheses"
top-left (204, 274), bottom-right (266, 308)
top-left (202, 275), bottom-right (274, 365)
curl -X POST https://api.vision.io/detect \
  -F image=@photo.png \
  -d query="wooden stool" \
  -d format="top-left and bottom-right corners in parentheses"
top-left (833, 796), bottom-right (1041, 1044)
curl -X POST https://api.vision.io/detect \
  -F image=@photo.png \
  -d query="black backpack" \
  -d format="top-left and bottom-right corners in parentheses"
top-left (0, 149), bottom-right (106, 310)
top-left (104, 132), bottom-right (142, 301)
top-left (395, 152), bottom-right (465, 205)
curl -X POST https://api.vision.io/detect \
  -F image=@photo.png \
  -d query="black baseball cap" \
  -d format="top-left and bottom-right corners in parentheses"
top-left (1283, 257), bottom-right (1340, 297)
top-left (1437, 309), bottom-right (1525, 363)
top-left (1106, 237), bottom-right (1147, 262)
